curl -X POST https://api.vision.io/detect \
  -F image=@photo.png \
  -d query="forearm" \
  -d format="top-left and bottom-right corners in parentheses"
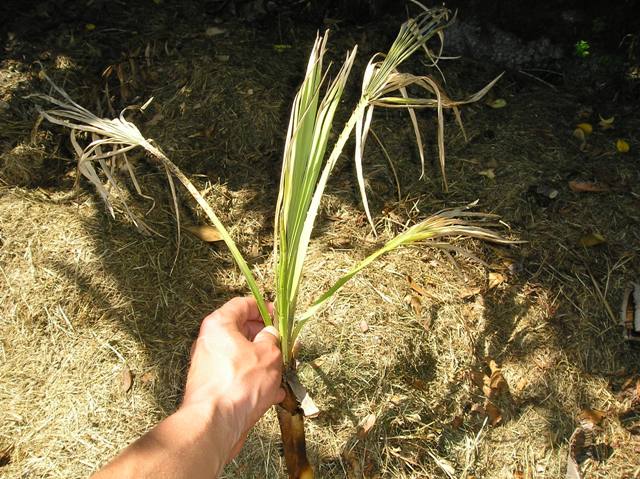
top-left (93, 404), bottom-right (237, 479)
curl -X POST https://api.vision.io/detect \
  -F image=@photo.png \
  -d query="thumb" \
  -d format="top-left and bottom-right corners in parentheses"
top-left (253, 325), bottom-right (280, 346)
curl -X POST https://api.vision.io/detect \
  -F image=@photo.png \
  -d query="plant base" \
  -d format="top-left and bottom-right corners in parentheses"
top-left (276, 379), bottom-right (313, 479)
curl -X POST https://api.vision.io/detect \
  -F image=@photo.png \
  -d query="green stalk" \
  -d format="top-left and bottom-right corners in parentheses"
top-left (143, 143), bottom-right (271, 324)
top-left (280, 98), bottom-right (367, 365)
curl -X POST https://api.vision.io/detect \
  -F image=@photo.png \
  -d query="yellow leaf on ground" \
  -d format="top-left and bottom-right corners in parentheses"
top-left (486, 98), bottom-right (507, 109)
top-left (488, 272), bottom-right (505, 289)
top-left (185, 225), bottom-right (223, 242)
top-left (579, 233), bottom-right (606, 248)
top-left (409, 294), bottom-right (422, 315)
top-left (576, 123), bottom-right (593, 134)
top-left (616, 139), bottom-right (630, 153)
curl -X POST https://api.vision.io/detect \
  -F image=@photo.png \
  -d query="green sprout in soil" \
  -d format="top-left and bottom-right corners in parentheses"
top-left (575, 39), bottom-right (591, 58)
top-left (32, 4), bottom-right (511, 478)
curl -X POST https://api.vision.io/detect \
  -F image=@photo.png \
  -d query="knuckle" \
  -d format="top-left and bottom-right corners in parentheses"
top-left (227, 296), bottom-right (246, 308)
top-left (199, 313), bottom-right (221, 334)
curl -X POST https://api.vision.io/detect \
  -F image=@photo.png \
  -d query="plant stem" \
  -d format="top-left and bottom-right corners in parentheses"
top-left (285, 97), bottom-right (369, 355)
top-left (276, 366), bottom-right (313, 479)
top-left (144, 143), bottom-right (272, 325)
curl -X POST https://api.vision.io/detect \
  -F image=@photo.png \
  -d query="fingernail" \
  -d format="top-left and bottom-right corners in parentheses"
top-left (263, 325), bottom-right (280, 339)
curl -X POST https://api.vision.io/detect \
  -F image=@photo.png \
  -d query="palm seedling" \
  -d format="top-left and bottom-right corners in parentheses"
top-left (33, 5), bottom-right (511, 478)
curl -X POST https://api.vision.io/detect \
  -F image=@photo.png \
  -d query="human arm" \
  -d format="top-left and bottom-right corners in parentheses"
top-left (92, 297), bottom-right (285, 479)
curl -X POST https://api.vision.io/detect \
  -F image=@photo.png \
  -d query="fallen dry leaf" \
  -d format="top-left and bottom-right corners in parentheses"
top-left (410, 378), bottom-right (429, 391)
top-left (616, 138), bottom-right (630, 153)
top-left (579, 233), bottom-right (606, 248)
top-left (486, 98), bottom-right (507, 109)
top-left (598, 115), bottom-right (614, 130)
top-left (329, 235), bottom-right (351, 248)
top-left (121, 364), bottom-right (133, 393)
top-left (568, 180), bottom-right (610, 193)
top-left (512, 469), bottom-right (525, 479)
top-left (185, 225), bottom-right (223, 242)
top-left (578, 408), bottom-right (607, 427)
top-left (573, 128), bottom-right (586, 143)
top-left (488, 272), bottom-right (506, 289)
top-left (622, 283), bottom-right (640, 344)
top-left (482, 381), bottom-right (493, 398)
top-left (488, 361), bottom-right (509, 396)
top-left (566, 423), bottom-right (593, 479)
top-left (459, 286), bottom-right (482, 299)
top-left (470, 403), bottom-right (485, 416)
top-left (409, 294), bottom-right (422, 315)
top-left (479, 168), bottom-right (496, 180)
top-left (450, 415), bottom-right (464, 429)
top-left (357, 413), bottom-right (377, 439)
top-left (140, 371), bottom-right (156, 385)
top-left (407, 275), bottom-right (429, 297)
top-left (468, 369), bottom-right (486, 389)
top-left (576, 123), bottom-right (593, 134)
top-left (205, 26), bottom-right (225, 37)
top-left (485, 401), bottom-right (503, 426)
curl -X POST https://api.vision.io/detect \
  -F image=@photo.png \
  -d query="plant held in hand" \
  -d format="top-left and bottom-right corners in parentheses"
top-left (34, 5), bottom-right (508, 478)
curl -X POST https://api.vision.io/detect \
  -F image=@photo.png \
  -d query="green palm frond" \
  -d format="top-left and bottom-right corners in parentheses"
top-left (275, 33), bottom-right (357, 362)
top-left (293, 207), bottom-right (514, 342)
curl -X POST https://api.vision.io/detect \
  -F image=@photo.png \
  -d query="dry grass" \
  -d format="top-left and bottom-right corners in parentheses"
top-left (1, 4), bottom-right (640, 479)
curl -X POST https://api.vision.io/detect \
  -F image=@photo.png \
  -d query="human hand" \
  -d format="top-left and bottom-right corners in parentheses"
top-left (181, 296), bottom-right (285, 463)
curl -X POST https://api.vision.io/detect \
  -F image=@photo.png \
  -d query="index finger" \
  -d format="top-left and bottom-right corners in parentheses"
top-left (199, 296), bottom-right (267, 339)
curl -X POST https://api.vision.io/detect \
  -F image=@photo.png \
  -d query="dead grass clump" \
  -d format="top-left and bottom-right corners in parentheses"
top-left (0, 144), bottom-right (47, 186)
top-left (0, 184), bottom-right (233, 477)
